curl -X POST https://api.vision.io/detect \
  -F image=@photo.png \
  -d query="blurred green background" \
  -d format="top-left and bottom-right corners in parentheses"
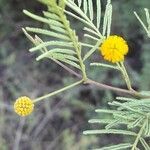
top-left (0, 0), bottom-right (150, 149)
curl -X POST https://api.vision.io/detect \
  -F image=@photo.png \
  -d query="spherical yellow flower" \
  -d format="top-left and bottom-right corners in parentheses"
top-left (100, 35), bottom-right (129, 63)
top-left (14, 96), bottom-right (34, 116)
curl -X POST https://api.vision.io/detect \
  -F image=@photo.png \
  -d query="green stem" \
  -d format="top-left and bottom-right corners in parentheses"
top-left (131, 119), bottom-right (147, 150)
top-left (51, 58), bottom-right (149, 98)
top-left (56, 5), bottom-right (87, 81)
top-left (117, 62), bottom-right (132, 91)
top-left (33, 79), bottom-right (83, 103)
top-left (80, 58), bottom-right (87, 81)
top-left (121, 62), bottom-right (132, 90)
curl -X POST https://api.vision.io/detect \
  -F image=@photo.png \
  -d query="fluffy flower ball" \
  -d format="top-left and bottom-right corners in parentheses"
top-left (14, 96), bottom-right (34, 116)
top-left (100, 35), bottom-right (129, 63)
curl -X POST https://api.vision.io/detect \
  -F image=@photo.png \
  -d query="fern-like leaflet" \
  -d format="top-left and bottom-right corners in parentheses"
top-left (134, 8), bottom-right (150, 38)
top-left (84, 97), bottom-right (150, 150)
top-left (23, 0), bottom-right (87, 74)
top-left (65, 0), bottom-right (112, 61)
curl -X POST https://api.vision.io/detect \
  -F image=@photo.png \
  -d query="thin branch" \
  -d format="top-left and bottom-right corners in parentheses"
top-left (33, 79), bottom-right (83, 103)
top-left (86, 79), bottom-right (140, 97)
top-left (53, 59), bottom-right (146, 98)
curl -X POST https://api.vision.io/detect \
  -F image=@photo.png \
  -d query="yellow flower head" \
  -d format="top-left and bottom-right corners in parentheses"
top-left (100, 35), bottom-right (129, 63)
top-left (14, 96), bottom-right (34, 116)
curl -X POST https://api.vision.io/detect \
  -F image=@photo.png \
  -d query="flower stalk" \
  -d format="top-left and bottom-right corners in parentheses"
top-left (33, 79), bottom-right (83, 103)
top-left (117, 62), bottom-right (133, 91)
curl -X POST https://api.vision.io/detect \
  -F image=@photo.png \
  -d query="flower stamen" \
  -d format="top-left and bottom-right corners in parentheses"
top-left (100, 35), bottom-right (129, 63)
top-left (14, 96), bottom-right (34, 116)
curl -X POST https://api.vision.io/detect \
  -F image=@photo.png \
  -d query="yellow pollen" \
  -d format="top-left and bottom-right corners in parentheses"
top-left (100, 35), bottom-right (129, 63)
top-left (14, 96), bottom-right (34, 116)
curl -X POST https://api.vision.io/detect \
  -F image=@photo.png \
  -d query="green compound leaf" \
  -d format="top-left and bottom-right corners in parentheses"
top-left (66, 0), bottom-right (113, 61)
top-left (134, 8), bottom-right (150, 38)
top-left (83, 129), bottom-right (137, 136)
top-left (84, 96), bottom-right (150, 150)
top-left (140, 138), bottom-right (150, 150)
top-left (83, 39), bottom-right (102, 61)
top-left (23, 0), bottom-right (84, 71)
top-left (93, 143), bottom-right (132, 150)
top-left (102, 0), bottom-right (112, 37)
top-left (26, 27), bottom-right (70, 41)
top-left (90, 62), bottom-right (120, 70)
top-left (29, 41), bottom-right (74, 52)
